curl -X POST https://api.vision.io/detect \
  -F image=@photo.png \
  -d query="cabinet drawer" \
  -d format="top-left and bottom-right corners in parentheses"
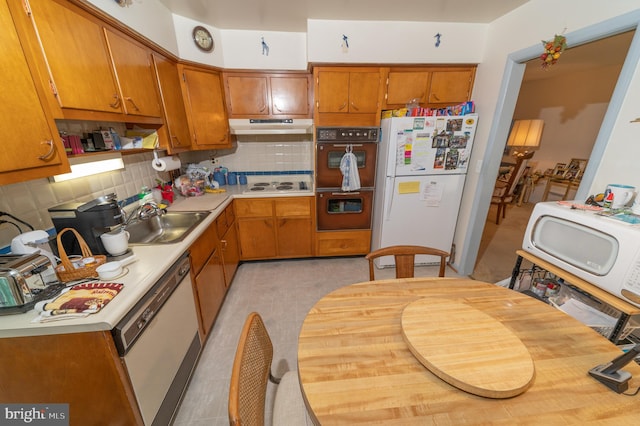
top-left (275, 198), bottom-right (311, 217)
top-left (235, 199), bottom-right (273, 217)
top-left (190, 224), bottom-right (218, 275)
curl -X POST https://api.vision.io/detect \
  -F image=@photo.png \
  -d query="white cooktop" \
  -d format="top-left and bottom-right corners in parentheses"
top-left (243, 175), bottom-right (312, 194)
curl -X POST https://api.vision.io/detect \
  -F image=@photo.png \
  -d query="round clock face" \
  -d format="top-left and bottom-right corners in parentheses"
top-left (193, 26), bottom-right (214, 52)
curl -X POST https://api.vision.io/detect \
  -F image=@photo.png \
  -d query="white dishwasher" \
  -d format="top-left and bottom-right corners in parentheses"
top-left (112, 253), bottom-right (201, 425)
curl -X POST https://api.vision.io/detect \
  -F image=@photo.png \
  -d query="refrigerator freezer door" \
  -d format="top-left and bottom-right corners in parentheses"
top-left (381, 115), bottom-right (477, 177)
top-left (371, 174), bottom-right (466, 268)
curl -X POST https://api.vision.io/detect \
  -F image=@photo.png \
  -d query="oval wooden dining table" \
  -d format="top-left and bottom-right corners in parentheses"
top-left (297, 277), bottom-right (640, 425)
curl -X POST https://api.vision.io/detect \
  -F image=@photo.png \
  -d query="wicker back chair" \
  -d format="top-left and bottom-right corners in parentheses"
top-left (366, 245), bottom-right (450, 280)
top-left (229, 312), bottom-right (308, 426)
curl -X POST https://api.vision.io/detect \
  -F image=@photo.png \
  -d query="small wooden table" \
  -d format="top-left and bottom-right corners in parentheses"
top-left (298, 278), bottom-right (640, 424)
top-left (542, 176), bottom-right (581, 201)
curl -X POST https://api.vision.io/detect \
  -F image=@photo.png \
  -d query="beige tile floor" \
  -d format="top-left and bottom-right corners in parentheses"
top-left (173, 256), bottom-right (463, 425)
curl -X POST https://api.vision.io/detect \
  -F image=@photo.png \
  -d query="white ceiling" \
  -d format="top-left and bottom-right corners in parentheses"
top-left (158, 0), bottom-right (530, 32)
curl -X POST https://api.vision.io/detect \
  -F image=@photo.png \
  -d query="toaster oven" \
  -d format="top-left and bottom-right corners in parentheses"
top-left (0, 253), bottom-right (62, 315)
top-left (523, 201), bottom-right (640, 307)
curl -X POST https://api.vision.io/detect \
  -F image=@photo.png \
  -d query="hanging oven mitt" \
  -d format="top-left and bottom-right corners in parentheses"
top-left (340, 150), bottom-right (361, 191)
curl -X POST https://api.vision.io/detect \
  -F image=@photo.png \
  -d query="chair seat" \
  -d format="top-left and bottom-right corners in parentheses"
top-left (272, 371), bottom-right (310, 426)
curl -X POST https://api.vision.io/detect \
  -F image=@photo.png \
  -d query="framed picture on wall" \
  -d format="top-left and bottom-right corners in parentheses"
top-left (552, 163), bottom-right (566, 176)
top-left (568, 158), bottom-right (588, 173)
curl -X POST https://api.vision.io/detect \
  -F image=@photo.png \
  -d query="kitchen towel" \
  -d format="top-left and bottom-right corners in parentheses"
top-left (152, 155), bottom-right (181, 172)
top-left (31, 282), bottom-right (123, 322)
top-left (340, 149), bottom-right (361, 191)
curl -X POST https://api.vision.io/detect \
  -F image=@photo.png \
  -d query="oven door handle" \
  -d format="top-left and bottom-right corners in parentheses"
top-left (329, 192), bottom-right (361, 196)
top-left (331, 144), bottom-right (364, 148)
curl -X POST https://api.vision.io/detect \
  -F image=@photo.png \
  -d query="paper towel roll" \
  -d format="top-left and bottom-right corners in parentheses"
top-left (152, 155), bottom-right (181, 172)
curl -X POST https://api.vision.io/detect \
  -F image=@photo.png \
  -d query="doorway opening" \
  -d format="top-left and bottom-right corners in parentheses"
top-left (471, 30), bottom-right (635, 284)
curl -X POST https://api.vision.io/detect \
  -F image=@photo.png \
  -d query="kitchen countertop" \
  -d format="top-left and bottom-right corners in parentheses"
top-left (0, 183), bottom-right (314, 338)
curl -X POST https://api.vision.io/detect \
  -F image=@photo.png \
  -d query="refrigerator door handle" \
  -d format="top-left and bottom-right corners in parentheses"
top-left (384, 176), bottom-right (395, 222)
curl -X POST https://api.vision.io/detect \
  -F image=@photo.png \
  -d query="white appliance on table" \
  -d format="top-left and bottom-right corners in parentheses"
top-left (371, 114), bottom-right (479, 267)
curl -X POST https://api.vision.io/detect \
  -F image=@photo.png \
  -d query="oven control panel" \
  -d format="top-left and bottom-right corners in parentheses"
top-left (317, 127), bottom-right (379, 142)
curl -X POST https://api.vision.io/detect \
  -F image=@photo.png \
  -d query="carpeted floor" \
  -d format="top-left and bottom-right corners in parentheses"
top-left (471, 201), bottom-right (535, 284)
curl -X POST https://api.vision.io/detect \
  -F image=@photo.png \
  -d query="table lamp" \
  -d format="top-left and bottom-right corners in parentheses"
top-left (506, 119), bottom-right (544, 158)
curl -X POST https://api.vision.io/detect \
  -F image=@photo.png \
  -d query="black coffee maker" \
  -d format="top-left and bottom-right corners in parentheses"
top-left (48, 194), bottom-right (124, 256)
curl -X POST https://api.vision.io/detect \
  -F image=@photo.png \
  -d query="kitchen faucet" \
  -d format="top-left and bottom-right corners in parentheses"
top-left (121, 201), bottom-right (166, 228)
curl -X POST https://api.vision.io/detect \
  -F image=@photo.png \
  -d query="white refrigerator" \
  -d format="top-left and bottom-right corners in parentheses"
top-left (371, 114), bottom-right (479, 267)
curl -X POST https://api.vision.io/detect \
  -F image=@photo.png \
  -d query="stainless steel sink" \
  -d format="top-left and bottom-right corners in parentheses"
top-left (126, 211), bottom-right (210, 245)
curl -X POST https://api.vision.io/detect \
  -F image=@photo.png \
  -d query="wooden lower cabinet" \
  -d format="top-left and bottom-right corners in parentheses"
top-left (220, 223), bottom-right (240, 286)
top-left (218, 204), bottom-right (240, 286)
top-left (194, 247), bottom-right (226, 338)
top-left (189, 204), bottom-right (239, 339)
top-left (316, 230), bottom-right (372, 256)
top-left (236, 197), bottom-right (314, 260)
top-left (189, 220), bottom-right (224, 339)
top-left (0, 331), bottom-right (143, 425)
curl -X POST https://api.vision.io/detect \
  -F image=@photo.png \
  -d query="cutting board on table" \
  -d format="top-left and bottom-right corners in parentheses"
top-left (401, 297), bottom-right (535, 398)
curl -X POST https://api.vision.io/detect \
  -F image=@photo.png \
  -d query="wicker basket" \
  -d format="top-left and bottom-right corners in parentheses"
top-left (55, 228), bottom-right (106, 282)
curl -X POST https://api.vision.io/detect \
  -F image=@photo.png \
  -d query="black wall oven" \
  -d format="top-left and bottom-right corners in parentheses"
top-left (316, 127), bottom-right (378, 231)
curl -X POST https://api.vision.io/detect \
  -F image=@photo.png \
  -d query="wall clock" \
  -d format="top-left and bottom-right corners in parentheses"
top-left (193, 26), bottom-right (214, 52)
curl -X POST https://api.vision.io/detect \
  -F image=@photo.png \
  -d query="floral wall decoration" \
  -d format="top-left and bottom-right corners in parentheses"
top-left (540, 34), bottom-right (568, 69)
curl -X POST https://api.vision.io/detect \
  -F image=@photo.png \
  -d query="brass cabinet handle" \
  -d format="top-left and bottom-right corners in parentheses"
top-left (109, 94), bottom-right (121, 108)
top-left (350, 101), bottom-right (359, 111)
top-left (339, 101), bottom-right (347, 111)
top-left (38, 140), bottom-right (55, 160)
top-left (259, 104), bottom-right (267, 112)
top-left (221, 239), bottom-right (228, 249)
top-left (125, 97), bottom-right (140, 111)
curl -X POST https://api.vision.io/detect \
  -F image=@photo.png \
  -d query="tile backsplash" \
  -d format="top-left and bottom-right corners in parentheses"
top-left (0, 137), bottom-right (313, 249)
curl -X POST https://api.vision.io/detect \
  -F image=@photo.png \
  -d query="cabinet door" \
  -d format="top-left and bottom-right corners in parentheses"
top-left (104, 28), bottom-right (161, 118)
top-left (428, 69), bottom-right (475, 105)
top-left (181, 67), bottom-right (231, 149)
top-left (26, 0), bottom-right (121, 113)
top-left (316, 70), bottom-right (350, 113)
top-left (237, 218), bottom-right (277, 259)
top-left (152, 54), bottom-right (192, 151)
top-left (385, 71), bottom-right (431, 108)
top-left (277, 218), bottom-right (312, 257)
top-left (0, 0), bottom-right (69, 184)
top-left (220, 224), bottom-right (240, 287)
top-left (225, 75), bottom-right (269, 116)
top-left (270, 76), bottom-right (311, 116)
top-left (349, 71), bottom-right (381, 113)
top-left (275, 197), bottom-right (313, 257)
top-left (194, 248), bottom-right (226, 338)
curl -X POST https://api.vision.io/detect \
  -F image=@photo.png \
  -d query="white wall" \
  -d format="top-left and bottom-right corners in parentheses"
top-left (594, 60), bottom-right (640, 192)
top-left (85, 0), bottom-right (179, 54)
top-left (307, 19), bottom-right (486, 64)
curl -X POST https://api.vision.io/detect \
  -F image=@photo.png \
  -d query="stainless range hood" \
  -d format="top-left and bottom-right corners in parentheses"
top-left (229, 118), bottom-right (313, 135)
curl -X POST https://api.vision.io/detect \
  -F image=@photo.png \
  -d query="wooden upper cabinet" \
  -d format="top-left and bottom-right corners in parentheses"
top-left (428, 68), bottom-right (476, 105)
top-left (179, 65), bottom-right (232, 150)
top-left (384, 70), bottom-right (431, 109)
top-left (103, 28), bottom-right (161, 118)
top-left (314, 67), bottom-right (384, 126)
top-left (0, 0), bottom-right (69, 185)
top-left (223, 72), bottom-right (312, 118)
top-left (152, 54), bottom-right (192, 152)
top-left (271, 76), bottom-right (311, 116)
top-left (23, 0), bottom-right (161, 122)
top-left (25, 0), bottom-right (120, 114)
top-left (383, 66), bottom-right (476, 109)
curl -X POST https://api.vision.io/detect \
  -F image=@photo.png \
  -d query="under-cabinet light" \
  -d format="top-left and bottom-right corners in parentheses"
top-left (51, 152), bottom-right (124, 182)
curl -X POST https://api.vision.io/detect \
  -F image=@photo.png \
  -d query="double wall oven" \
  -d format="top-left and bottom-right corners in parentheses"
top-left (316, 127), bottom-right (378, 230)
